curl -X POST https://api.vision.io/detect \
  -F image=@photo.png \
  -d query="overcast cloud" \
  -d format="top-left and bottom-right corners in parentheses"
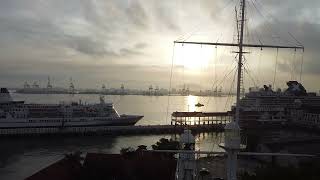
top-left (0, 0), bottom-right (319, 91)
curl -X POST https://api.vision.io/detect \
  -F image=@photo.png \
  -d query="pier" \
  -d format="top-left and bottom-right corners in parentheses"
top-left (171, 111), bottom-right (232, 125)
top-left (0, 111), bottom-right (232, 136)
top-left (0, 123), bottom-right (229, 137)
top-left (4, 110), bottom-right (320, 137)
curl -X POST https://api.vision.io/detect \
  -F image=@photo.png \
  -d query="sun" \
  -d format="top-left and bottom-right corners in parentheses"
top-left (175, 44), bottom-right (213, 70)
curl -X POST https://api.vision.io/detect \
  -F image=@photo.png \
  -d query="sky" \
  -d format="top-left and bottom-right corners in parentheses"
top-left (0, 0), bottom-right (319, 91)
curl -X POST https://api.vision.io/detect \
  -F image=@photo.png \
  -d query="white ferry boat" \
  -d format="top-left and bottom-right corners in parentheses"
top-left (0, 88), bottom-right (143, 135)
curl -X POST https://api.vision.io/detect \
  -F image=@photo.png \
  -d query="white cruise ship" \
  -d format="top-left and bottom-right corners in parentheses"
top-left (234, 81), bottom-right (320, 128)
top-left (0, 88), bottom-right (143, 135)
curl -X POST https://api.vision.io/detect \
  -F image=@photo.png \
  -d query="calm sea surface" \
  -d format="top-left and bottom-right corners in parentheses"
top-left (0, 93), bottom-right (235, 180)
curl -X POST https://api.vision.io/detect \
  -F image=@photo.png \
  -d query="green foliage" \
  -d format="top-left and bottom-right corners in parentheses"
top-left (151, 138), bottom-right (180, 150)
top-left (120, 147), bottom-right (135, 155)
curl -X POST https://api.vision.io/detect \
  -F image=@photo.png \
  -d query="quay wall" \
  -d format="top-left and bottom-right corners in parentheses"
top-left (0, 124), bottom-right (225, 137)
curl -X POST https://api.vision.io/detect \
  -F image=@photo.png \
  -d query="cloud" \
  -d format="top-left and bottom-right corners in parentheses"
top-left (152, 1), bottom-right (180, 31)
top-left (0, 0), bottom-right (319, 90)
top-left (247, 10), bottom-right (320, 79)
top-left (119, 48), bottom-right (143, 56)
top-left (134, 42), bottom-right (148, 49)
top-left (0, 57), bottom-right (173, 89)
top-left (126, 0), bottom-right (149, 28)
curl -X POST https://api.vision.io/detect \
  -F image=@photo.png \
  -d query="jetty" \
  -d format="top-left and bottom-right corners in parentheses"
top-left (171, 111), bottom-right (232, 125)
top-left (3, 109), bottom-right (320, 137)
top-left (2, 108), bottom-right (320, 137)
top-left (0, 111), bottom-right (232, 137)
top-left (0, 124), bottom-right (227, 137)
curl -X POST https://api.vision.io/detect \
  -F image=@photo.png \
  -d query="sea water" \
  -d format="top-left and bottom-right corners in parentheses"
top-left (0, 93), bottom-right (235, 180)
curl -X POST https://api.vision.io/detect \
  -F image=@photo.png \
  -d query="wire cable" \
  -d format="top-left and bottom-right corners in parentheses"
top-left (165, 43), bottom-right (176, 125)
top-left (253, 0), bottom-right (302, 46)
top-left (272, 48), bottom-right (279, 88)
top-left (299, 51), bottom-right (304, 81)
top-left (244, 63), bottom-right (258, 87)
top-left (204, 53), bottom-right (238, 111)
top-left (224, 66), bottom-right (237, 111)
top-left (291, 49), bottom-right (297, 80)
top-left (176, 0), bottom-right (236, 42)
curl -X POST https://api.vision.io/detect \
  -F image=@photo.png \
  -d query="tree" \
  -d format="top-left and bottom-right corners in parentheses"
top-left (151, 138), bottom-right (179, 150)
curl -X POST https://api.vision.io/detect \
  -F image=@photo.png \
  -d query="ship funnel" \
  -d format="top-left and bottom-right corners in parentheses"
top-left (0, 88), bottom-right (13, 103)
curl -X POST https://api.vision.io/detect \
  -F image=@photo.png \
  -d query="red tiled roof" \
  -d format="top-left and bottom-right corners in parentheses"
top-left (25, 152), bottom-right (177, 180)
top-left (25, 157), bottom-right (82, 180)
top-left (83, 152), bottom-right (177, 180)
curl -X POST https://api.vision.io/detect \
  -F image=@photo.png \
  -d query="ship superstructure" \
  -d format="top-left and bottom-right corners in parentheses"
top-left (234, 81), bottom-right (320, 128)
top-left (0, 88), bottom-right (143, 135)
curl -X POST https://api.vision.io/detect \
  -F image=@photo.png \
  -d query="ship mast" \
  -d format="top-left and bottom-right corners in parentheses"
top-left (174, 1), bottom-right (304, 180)
top-left (174, 0), bottom-right (304, 124)
top-left (235, 0), bottom-right (245, 124)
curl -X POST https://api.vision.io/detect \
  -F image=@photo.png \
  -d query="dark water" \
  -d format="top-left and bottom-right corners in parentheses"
top-left (0, 93), bottom-right (235, 180)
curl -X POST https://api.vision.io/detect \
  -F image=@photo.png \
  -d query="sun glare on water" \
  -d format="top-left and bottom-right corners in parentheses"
top-left (175, 44), bottom-right (213, 70)
top-left (186, 95), bottom-right (197, 112)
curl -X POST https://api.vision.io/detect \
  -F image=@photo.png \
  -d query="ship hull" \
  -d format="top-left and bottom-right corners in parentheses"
top-left (0, 115), bottom-right (143, 136)
top-left (0, 88), bottom-right (144, 136)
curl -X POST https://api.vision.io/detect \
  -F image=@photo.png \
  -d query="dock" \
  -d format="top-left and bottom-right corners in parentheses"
top-left (5, 110), bottom-right (320, 137)
top-left (171, 111), bottom-right (232, 125)
top-left (0, 111), bottom-right (232, 136)
top-left (0, 123), bottom-right (229, 137)
top-left (91, 124), bottom-right (226, 135)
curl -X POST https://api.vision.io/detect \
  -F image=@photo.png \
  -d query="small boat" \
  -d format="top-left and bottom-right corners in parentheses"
top-left (195, 102), bottom-right (204, 107)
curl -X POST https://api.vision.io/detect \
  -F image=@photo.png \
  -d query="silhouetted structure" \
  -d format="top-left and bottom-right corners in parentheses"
top-left (25, 151), bottom-right (177, 180)
top-left (25, 154), bottom-right (82, 180)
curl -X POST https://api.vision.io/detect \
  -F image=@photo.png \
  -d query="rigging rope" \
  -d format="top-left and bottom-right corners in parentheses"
top-left (299, 50), bottom-right (304, 81)
top-left (272, 48), bottom-right (279, 88)
top-left (257, 49), bottom-right (263, 84)
top-left (205, 46), bottom-right (219, 111)
top-left (200, 45), bottom-right (205, 97)
top-left (247, 1), bottom-right (265, 46)
top-left (182, 45), bottom-right (185, 86)
top-left (224, 66), bottom-right (237, 111)
top-left (205, 63), bottom-right (237, 112)
top-left (204, 48), bottom-right (238, 112)
top-left (165, 43), bottom-right (175, 125)
top-left (176, 0), bottom-right (235, 42)
top-left (215, 46), bottom-right (218, 90)
top-left (291, 49), bottom-right (297, 80)
top-left (253, 0), bottom-right (301, 46)
top-left (214, 47), bottom-right (218, 111)
top-left (250, 0), bottom-right (276, 43)
top-left (243, 56), bottom-right (258, 87)
top-left (244, 64), bottom-right (257, 87)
